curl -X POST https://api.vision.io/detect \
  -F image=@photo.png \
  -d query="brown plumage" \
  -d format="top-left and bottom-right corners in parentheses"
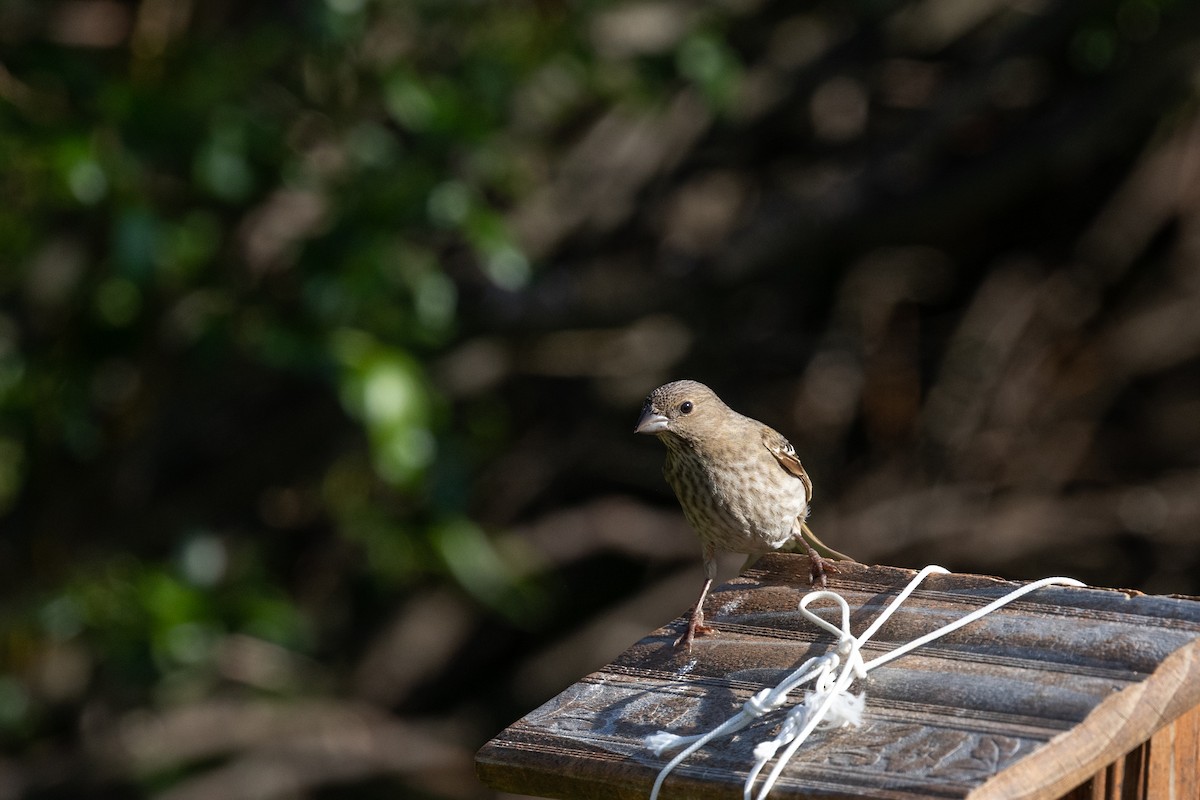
top-left (635, 379), bottom-right (852, 650)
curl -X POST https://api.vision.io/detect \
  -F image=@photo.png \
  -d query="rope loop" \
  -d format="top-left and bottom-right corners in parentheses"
top-left (646, 567), bottom-right (1085, 800)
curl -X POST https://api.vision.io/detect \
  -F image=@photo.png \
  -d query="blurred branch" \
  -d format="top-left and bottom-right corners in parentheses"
top-left (96, 700), bottom-right (471, 799)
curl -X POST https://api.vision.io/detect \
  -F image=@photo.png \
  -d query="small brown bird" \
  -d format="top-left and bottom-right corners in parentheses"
top-left (635, 380), bottom-right (852, 650)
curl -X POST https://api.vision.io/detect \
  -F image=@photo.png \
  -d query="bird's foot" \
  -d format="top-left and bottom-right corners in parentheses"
top-left (673, 611), bottom-right (716, 651)
top-left (808, 552), bottom-right (835, 588)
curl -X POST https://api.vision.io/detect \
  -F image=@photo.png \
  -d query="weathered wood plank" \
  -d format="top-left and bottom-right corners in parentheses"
top-left (1145, 702), bottom-right (1200, 800)
top-left (476, 558), bottom-right (1200, 800)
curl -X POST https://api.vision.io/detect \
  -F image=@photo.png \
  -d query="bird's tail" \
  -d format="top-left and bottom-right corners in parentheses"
top-left (798, 520), bottom-right (855, 562)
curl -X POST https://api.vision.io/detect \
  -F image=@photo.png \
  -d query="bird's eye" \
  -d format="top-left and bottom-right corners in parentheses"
top-left (679, 401), bottom-right (694, 414)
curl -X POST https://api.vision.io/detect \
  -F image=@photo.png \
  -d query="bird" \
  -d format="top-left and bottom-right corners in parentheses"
top-left (635, 379), bottom-right (852, 650)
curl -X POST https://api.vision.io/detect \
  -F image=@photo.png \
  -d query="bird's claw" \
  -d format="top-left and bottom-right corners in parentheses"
top-left (809, 553), bottom-right (835, 588)
top-left (673, 614), bottom-right (716, 650)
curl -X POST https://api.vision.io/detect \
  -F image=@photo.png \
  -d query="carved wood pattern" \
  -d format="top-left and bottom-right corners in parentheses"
top-left (477, 558), bottom-right (1200, 799)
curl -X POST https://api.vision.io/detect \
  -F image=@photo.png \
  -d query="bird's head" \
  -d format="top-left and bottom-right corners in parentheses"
top-left (634, 380), bottom-right (727, 443)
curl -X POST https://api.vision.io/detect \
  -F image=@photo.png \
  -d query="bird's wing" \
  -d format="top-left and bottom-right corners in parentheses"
top-left (763, 428), bottom-right (856, 563)
top-left (761, 427), bottom-right (813, 502)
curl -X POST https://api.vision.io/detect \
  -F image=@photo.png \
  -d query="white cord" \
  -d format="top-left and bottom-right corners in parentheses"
top-left (646, 566), bottom-right (1085, 800)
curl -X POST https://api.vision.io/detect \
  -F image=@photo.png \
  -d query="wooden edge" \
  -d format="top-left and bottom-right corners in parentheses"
top-left (967, 636), bottom-right (1200, 800)
top-left (475, 747), bottom-right (642, 800)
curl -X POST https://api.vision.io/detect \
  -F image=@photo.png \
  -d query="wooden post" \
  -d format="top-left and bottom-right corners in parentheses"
top-left (476, 558), bottom-right (1200, 799)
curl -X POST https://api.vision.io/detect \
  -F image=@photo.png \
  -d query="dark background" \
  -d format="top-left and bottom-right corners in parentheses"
top-left (3, 1), bottom-right (1200, 797)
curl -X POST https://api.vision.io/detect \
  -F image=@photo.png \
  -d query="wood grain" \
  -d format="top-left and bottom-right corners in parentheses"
top-left (476, 558), bottom-right (1200, 799)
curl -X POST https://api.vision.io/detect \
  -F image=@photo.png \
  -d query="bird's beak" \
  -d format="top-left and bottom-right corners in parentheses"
top-left (635, 407), bottom-right (669, 435)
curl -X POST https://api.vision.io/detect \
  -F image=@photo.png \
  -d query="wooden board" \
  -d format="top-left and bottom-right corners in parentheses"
top-left (476, 557), bottom-right (1200, 800)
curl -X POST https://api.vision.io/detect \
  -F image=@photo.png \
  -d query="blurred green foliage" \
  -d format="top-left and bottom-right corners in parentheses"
top-left (0, 1), bottom-right (744, 785)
